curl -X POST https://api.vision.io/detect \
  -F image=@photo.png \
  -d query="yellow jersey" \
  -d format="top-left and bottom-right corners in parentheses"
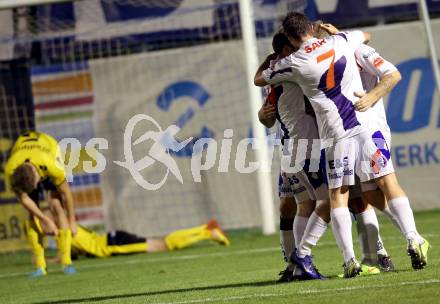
top-left (71, 225), bottom-right (110, 258)
top-left (72, 226), bottom-right (147, 257)
top-left (4, 131), bottom-right (66, 190)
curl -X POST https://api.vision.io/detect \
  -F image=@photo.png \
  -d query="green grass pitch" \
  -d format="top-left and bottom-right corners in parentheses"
top-left (0, 209), bottom-right (439, 304)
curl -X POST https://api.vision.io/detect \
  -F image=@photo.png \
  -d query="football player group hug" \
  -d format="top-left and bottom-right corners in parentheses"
top-left (5, 11), bottom-right (430, 281)
top-left (255, 12), bottom-right (430, 280)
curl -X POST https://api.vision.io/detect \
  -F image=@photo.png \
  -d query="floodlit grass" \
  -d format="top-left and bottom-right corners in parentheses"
top-left (0, 210), bottom-right (439, 304)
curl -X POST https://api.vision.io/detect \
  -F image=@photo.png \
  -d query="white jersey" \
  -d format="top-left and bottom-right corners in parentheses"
top-left (263, 31), bottom-right (368, 141)
top-left (355, 44), bottom-right (397, 139)
top-left (264, 65), bottom-right (318, 147)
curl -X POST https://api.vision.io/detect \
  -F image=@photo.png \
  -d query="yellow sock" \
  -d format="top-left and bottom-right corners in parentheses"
top-left (57, 229), bottom-right (73, 266)
top-left (25, 220), bottom-right (46, 270)
top-left (164, 224), bottom-right (211, 250)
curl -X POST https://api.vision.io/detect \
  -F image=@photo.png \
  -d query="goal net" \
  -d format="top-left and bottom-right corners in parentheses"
top-left (0, 0), bottom-right (307, 240)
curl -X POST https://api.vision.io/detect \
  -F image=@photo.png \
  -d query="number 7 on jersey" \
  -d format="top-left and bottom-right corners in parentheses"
top-left (317, 49), bottom-right (335, 90)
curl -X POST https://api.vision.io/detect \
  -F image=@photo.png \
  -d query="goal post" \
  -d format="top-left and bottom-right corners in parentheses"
top-left (239, 0), bottom-right (275, 235)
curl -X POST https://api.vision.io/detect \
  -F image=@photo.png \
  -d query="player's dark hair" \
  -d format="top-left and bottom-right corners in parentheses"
top-left (272, 32), bottom-right (292, 54)
top-left (11, 163), bottom-right (38, 194)
top-left (282, 11), bottom-right (312, 41)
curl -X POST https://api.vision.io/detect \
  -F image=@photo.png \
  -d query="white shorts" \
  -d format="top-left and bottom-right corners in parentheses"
top-left (278, 159), bottom-right (328, 202)
top-left (325, 130), bottom-right (394, 189)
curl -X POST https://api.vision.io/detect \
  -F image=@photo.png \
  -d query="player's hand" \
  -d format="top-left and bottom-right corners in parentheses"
top-left (266, 52), bottom-right (278, 62)
top-left (69, 220), bottom-right (78, 236)
top-left (354, 91), bottom-right (376, 112)
top-left (260, 103), bottom-right (277, 120)
top-left (312, 20), bottom-right (323, 36)
top-left (43, 217), bottom-right (59, 236)
top-left (320, 23), bottom-right (339, 35)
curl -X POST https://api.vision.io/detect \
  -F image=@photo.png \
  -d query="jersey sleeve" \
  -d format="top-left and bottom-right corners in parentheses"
top-left (337, 30), bottom-right (366, 51)
top-left (262, 56), bottom-right (297, 85)
top-left (355, 44), bottom-right (397, 78)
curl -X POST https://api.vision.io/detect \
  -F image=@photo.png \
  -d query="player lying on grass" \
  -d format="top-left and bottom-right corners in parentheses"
top-left (40, 218), bottom-right (229, 259)
top-left (258, 32), bottom-right (393, 281)
top-left (255, 12), bottom-right (429, 277)
top-left (5, 131), bottom-right (77, 277)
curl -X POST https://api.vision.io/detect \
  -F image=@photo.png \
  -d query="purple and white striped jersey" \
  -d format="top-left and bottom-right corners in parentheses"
top-left (264, 60), bottom-right (318, 148)
top-left (262, 31), bottom-right (368, 141)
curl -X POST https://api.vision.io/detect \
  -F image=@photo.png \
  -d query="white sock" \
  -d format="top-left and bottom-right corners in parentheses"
top-left (377, 234), bottom-right (388, 256)
top-left (297, 212), bottom-right (328, 258)
top-left (382, 206), bottom-right (402, 232)
top-left (356, 214), bottom-right (368, 262)
top-left (388, 197), bottom-right (422, 243)
top-left (356, 209), bottom-right (379, 265)
top-left (331, 207), bottom-right (355, 263)
top-left (293, 216), bottom-right (309, 248)
top-left (279, 217), bottom-right (295, 264)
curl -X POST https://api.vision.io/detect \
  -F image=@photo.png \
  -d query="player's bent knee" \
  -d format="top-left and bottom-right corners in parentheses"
top-left (279, 197), bottom-right (296, 218)
top-left (49, 198), bottom-right (63, 214)
top-left (361, 189), bottom-right (386, 211)
top-left (316, 200), bottom-right (331, 222)
top-left (296, 199), bottom-right (316, 217)
top-left (329, 186), bottom-right (349, 208)
top-left (349, 197), bottom-right (369, 214)
top-left (374, 173), bottom-right (406, 199)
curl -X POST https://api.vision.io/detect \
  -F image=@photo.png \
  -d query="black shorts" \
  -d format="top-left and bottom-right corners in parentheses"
top-left (106, 230), bottom-right (146, 246)
top-left (29, 179), bottom-right (57, 205)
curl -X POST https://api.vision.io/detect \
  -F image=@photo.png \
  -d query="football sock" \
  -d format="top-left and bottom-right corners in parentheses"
top-left (356, 209), bottom-right (379, 265)
top-left (297, 212), bottom-right (328, 258)
top-left (25, 220), bottom-right (46, 269)
top-left (293, 216), bottom-right (308, 248)
top-left (164, 224), bottom-right (211, 250)
top-left (279, 217), bottom-right (295, 263)
top-left (388, 197), bottom-right (423, 243)
top-left (382, 206), bottom-right (403, 232)
top-left (57, 229), bottom-right (73, 266)
top-left (377, 234), bottom-right (388, 256)
top-left (331, 207), bottom-right (355, 263)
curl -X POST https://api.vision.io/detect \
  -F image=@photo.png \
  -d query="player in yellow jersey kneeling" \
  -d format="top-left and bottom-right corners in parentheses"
top-left (5, 131), bottom-right (77, 277)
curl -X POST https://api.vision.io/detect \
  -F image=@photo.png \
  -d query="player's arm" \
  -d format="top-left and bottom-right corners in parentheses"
top-left (49, 139), bottom-right (78, 235)
top-left (17, 192), bottom-right (58, 235)
top-left (255, 55), bottom-right (295, 87)
top-left (320, 23), bottom-right (371, 46)
top-left (254, 53), bottom-right (277, 86)
top-left (258, 102), bottom-right (277, 128)
top-left (354, 46), bottom-right (401, 111)
top-left (355, 72), bottom-right (401, 112)
top-left (57, 180), bottom-right (77, 235)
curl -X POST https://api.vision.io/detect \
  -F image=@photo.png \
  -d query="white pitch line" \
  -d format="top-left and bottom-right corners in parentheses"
top-left (44, 232), bottom-right (440, 271)
top-left (0, 233), bottom-right (437, 279)
top-left (151, 279), bottom-right (440, 304)
top-left (0, 246), bottom-right (281, 279)
top-left (298, 278), bottom-right (440, 294)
